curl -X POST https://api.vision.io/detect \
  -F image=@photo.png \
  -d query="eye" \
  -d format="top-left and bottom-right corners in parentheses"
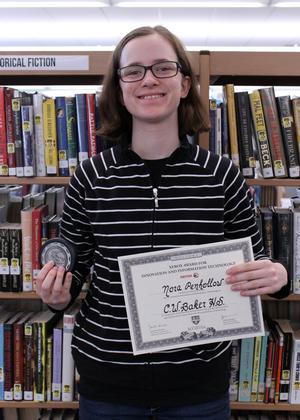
top-left (155, 62), bottom-right (176, 73)
top-left (122, 66), bottom-right (143, 78)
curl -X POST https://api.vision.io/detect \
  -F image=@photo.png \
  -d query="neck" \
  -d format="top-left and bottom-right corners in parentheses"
top-left (131, 121), bottom-right (180, 159)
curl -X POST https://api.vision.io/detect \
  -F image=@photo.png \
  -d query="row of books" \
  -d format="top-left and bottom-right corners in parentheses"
top-left (231, 413), bottom-right (300, 420)
top-left (0, 86), bottom-right (111, 178)
top-left (0, 303), bottom-right (80, 402)
top-left (0, 408), bottom-right (78, 420)
top-left (209, 85), bottom-right (300, 179)
top-left (0, 186), bottom-right (65, 292)
top-left (256, 198), bottom-right (300, 294)
top-left (229, 319), bottom-right (300, 404)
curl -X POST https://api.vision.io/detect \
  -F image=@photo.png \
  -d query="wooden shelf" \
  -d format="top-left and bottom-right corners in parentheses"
top-left (231, 402), bottom-right (300, 411)
top-left (0, 401), bottom-right (79, 409)
top-left (0, 291), bottom-right (86, 300)
top-left (0, 176), bottom-right (70, 185)
top-left (247, 178), bottom-right (300, 187)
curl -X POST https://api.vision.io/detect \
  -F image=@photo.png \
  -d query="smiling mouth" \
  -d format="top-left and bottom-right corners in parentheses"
top-left (139, 94), bottom-right (165, 100)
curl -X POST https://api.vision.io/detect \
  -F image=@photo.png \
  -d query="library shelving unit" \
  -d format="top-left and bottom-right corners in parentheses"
top-left (198, 50), bottom-right (300, 413)
top-left (0, 49), bottom-right (201, 411)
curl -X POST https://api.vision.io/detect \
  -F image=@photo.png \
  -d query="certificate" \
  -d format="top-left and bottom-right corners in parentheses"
top-left (118, 237), bottom-right (264, 355)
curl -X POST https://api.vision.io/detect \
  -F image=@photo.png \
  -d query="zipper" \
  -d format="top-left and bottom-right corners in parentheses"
top-left (153, 187), bottom-right (159, 208)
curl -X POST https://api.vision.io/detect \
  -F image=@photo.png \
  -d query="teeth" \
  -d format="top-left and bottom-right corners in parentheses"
top-left (140, 94), bottom-right (164, 100)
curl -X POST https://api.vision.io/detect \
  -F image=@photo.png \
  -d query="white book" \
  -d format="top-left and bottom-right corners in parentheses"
top-left (33, 93), bottom-right (46, 177)
top-left (292, 206), bottom-right (300, 294)
top-left (289, 326), bottom-right (300, 403)
top-left (62, 303), bottom-right (80, 402)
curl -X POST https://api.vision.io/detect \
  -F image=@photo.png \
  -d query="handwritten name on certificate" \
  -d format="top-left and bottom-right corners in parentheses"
top-left (118, 237), bottom-right (264, 355)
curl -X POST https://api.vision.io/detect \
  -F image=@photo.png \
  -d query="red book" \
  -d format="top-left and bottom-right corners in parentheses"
top-left (4, 87), bottom-right (16, 176)
top-left (32, 204), bottom-right (48, 288)
top-left (86, 93), bottom-right (97, 157)
top-left (0, 87), bottom-right (8, 176)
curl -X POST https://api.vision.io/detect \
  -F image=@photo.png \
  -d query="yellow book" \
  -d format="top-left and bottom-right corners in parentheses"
top-left (224, 84), bottom-right (239, 168)
top-left (292, 97), bottom-right (300, 158)
top-left (43, 98), bottom-right (58, 175)
top-left (251, 335), bottom-right (262, 401)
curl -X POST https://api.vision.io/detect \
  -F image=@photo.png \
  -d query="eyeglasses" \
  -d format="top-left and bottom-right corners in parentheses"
top-left (117, 61), bottom-right (182, 83)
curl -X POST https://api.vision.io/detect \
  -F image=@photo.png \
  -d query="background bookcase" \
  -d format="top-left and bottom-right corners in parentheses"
top-left (1, 49), bottom-right (300, 413)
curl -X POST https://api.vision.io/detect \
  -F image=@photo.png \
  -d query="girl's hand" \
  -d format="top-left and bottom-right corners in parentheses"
top-left (36, 260), bottom-right (73, 311)
top-left (225, 260), bottom-right (288, 296)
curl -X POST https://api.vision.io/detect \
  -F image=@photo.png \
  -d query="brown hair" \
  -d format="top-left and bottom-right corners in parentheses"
top-left (99, 25), bottom-right (209, 143)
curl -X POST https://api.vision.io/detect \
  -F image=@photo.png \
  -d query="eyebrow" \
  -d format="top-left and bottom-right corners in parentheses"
top-left (121, 59), bottom-right (175, 67)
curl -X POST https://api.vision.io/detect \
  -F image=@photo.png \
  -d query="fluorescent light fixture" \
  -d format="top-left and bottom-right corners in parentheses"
top-left (112, 0), bottom-right (267, 6)
top-left (272, 0), bottom-right (300, 6)
top-left (0, 1), bottom-right (109, 7)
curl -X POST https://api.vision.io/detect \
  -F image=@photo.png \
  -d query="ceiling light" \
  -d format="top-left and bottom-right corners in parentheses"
top-left (272, 0), bottom-right (300, 5)
top-left (112, 0), bottom-right (268, 6)
top-left (0, 1), bottom-right (109, 7)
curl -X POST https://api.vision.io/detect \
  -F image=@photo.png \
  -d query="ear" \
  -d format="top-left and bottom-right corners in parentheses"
top-left (180, 75), bottom-right (191, 99)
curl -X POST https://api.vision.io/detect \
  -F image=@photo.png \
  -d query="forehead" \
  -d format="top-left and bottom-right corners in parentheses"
top-left (119, 33), bottom-right (177, 67)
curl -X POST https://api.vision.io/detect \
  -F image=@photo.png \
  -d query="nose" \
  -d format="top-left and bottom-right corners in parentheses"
top-left (141, 68), bottom-right (159, 85)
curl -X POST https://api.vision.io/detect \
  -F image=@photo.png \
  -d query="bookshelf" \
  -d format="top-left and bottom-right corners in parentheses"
top-left (198, 50), bottom-right (300, 413)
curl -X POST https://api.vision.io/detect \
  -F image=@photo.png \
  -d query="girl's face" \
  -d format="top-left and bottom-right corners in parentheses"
top-left (118, 33), bottom-right (190, 128)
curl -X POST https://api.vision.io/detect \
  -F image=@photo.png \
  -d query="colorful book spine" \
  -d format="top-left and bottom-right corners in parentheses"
top-left (55, 96), bottom-right (69, 176)
top-left (0, 226), bottom-right (10, 292)
top-left (33, 93), bottom-right (46, 177)
top-left (43, 98), bottom-right (58, 175)
top-left (289, 328), bottom-right (300, 403)
top-left (21, 207), bottom-right (33, 292)
top-left (86, 93), bottom-right (97, 158)
top-left (0, 87), bottom-right (8, 176)
top-left (249, 90), bottom-right (274, 179)
top-left (21, 102), bottom-right (35, 177)
top-left (4, 88), bottom-right (16, 176)
top-left (229, 339), bottom-right (240, 401)
top-left (293, 206), bottom-right (300, 294)
top-left (11, 92), bottom-right (24, 177)
top-left (46, 335), bottom-right (52, 401)
top-left (9, 225), bottom-right (22, 292)
top-left (75, 94), bottom-right (89, 163)
top-left (224, 84), bottom-right (239, 168)
top-left (238, 337), bottom-right (255, 402)
top-left (52, 321), bottom-right (63, 401)
top-left (65, 97), bottom-right (78, 176)
top-left (32, 204), bottom-right (48, 288)
top-left (257, 322), bottom-right (269, 402)
top-left (251, 335), bottom-right (262, 401)
top-left (0, 311), bottom-right (13, 400)
top-left (24, 316), bottom-right (35, 401)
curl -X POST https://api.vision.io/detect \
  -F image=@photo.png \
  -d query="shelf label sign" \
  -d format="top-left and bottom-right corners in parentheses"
top-left (0, 55), bottom-right (89, 71)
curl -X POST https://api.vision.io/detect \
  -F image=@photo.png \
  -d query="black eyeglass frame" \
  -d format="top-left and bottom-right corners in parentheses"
top-left (117, 60), bottom-right (182, 83)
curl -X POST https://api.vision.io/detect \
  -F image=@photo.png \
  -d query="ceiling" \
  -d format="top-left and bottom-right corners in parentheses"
top-left (1, 3), bottom-right (300, 49)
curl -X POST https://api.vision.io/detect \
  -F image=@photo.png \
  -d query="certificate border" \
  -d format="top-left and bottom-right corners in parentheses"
top-left (119, 238), bottom-right (264, 354)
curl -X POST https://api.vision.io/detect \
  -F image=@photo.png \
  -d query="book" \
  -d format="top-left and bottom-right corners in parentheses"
top-left (250, 335), bottom-right (262, 401)
top-left (257, 321), bottom-right (270, 402)
top-left (65, 96), bottom-right (78, 176)
top-left (234, 91), bottom-right (256, 178)
top-left (62, 303), bottom-right (80, 402)
top-left (86, 93), bottom-right (97, 158)
top-left (56, 96), bottom-right (69, 176)
top-left (11, 91), bottom-right (24, 177)
top-left (0, 225), bottom-right (10, 292)
top-left (249, 89), bottom-right (274, 178)
top-left (290, 324), bottom-right (300, 403)
top-left (229, 339), bottom-right (240, 401)
top-left (4, 87), bottom-right (16, 176)
top-left (8, 224), bottom-right (22, 292)
top-left (275, 319), bottom-right (293, 402)
top-left (276, 95), bottom-right (300, 178)
top-left (292, 97), bottom-right (300, 161)
top-left (224, 84), bottom-right (239, 168)
top-left (32, 204), bottom-right (48, 288)
top-left (33, 92), bottom-right (46, 177)
top-left (21, 95), bottom-right (35, 177)
top-left (259, 86), bottom-right (288, 178)
top-left (75, 93), bottom-right (89, 163)
top-left (0, 310), bottom-right (13, 400)
top-left (264, 328), bottom-right (275, 403)
top-left (13, 312), bottom-right (34, 400)
top-left (238, 337), bottom-right (254, 402)
top-left (259, 207), bottom-right (274, 259)
top-left (43, 97), bottom-right (58, 175)
top-left (4, 312), bottom-right (24, 400)
top-left (46, 335), bottom-right (53, 401)
top-left (52, 318), bottom-right (63, 401)
top-left (273, 321), bottom-right (285, 403)
top-left (33, 310), bottom-right (60, 402)
top-left (0, 87), bottom-right (9, 176)
top-left (21, 206), bottom-right (34, 292)
top-left (292, 204), bottom-right (300, 294)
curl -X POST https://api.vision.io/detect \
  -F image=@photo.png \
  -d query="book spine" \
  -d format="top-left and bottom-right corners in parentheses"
top-left (251, 336), bottom-right (262, 401)
top-left (21, 208), bottom-right (33, 292)
top-left (293, 209), bottom-right (300, 294)
top-left (279, 330), bottom-right (292, 401)
top-left (12, 94), bottom-right (24, 176)
top-left (0, 227), bottom-right (11, 292)
top-left (229, 339), bottom-right (240, 401)
top-left (0, 87), bottom-right (9, 176)
top-left (23, 321), bottom-right (34, 401)
top-left (75, 94), bottom-right (89, 163)
top-left (264, 332), bottom-right (275, 403)
top-left (4, 88), bottom-right (16, 176)
top-left (46, 335), bottom-right (52, 401)
top-left (34, 322), bottom-right (46, 402)
top-left (86, 93), bottom-right (97, 158)
top-left (33, 93), bottom-right (46, 177)
top-left (4, 323), bottom-right (13, 400)
top-left (238, 337), bottom-right (254, 402)
top-left (21, 104), bottom-right (35, 177)
top-left (259, 87), bottom-right (288, 178)
top-left (13, 323), bottom-right (24, 400)
top-left (0, 324), bottom-right (4, 400)
top-left (55, 96), bottom-right (69, 176)
top-left (257, 329), bottom-right (269, 402)
top-left (9, 227), bottom-right (22, 292)
top-left (62, 313), bottom-right (76, 402)
top-left (52, 326), bottom-right (62, 401)
top-left (224, 84), bottom-right (240, 168)
top-left (249, 90), bottom-right (274, 178)
top-left (209, 99), bottom-right (217, 154)
top-left (290, 337), bottom-right (300, 403)
top-left (292, 97), bottom-right (300, 159)
top-left (43, 98), bottom-right (58, 175)
top-left (277, 95), bottom-right (300, 178)
top-left (220, 101), bottom-right (230, 159)
top-left (65, 97), bottom-right (78, 176)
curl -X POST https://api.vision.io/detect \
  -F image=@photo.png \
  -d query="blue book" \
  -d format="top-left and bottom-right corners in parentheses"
top-left (238, 337), bottom-right (255, 402)
top-left (257, 321), bottom-right (270, 402)
top-left (55, 97), bottom-right (69, 176)
top-left (75, 93), bottom-right (89, 163)
top-left (0, 310), bottom-right (13, 400)
top-left (21, 98), bottom-right (35, 177)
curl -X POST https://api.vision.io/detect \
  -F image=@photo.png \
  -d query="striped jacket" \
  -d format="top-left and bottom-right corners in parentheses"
top-left (60, 139), bottom-right (266, 406)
